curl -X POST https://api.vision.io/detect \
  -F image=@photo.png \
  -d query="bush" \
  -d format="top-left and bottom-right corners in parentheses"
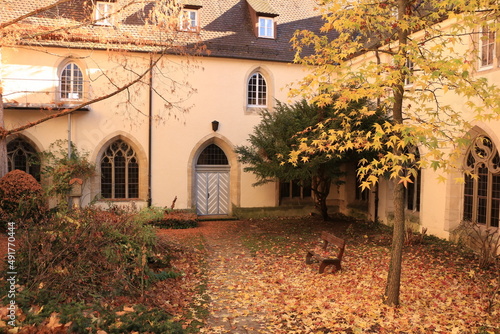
top-left (19, 301), bottom-right (184, 334)
top-left (15, 207), bottom-right (171, 302)
top-left (0, 169), bottom-right (46, 224)
top-left (135, 207), bottom-right (198, 229)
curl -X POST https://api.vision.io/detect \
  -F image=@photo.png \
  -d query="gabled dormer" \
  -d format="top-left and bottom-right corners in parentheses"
top-left (179, 0), bottom-right (203, 32)
top-left (94, 0), bottom-right (116, 26)
top-left (246, 0), bottom-right (279, 39)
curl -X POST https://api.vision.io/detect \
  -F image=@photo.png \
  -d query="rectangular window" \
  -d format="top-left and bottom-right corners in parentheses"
top-left (404, 57), bottom-right (414, 86)
top-left (258, 17), bottom-right (274, 38)
top-left (480, 25), bottom-right (495, 68)
top-left (179, 9), bottom-right (198, 31)
top-left (280, 180), bottom-right (312, 202)
top-left (95, 2), bottom-right (114, 26)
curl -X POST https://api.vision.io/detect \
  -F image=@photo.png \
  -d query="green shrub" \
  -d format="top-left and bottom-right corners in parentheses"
top-left (0, 169), bottom-right (46, 224)
top-left (135, 207), bottom-right (198, 229)
top-left (15, 207), bottom-right (171, 302)
top-left (19, 301), bottom-right (184, 334)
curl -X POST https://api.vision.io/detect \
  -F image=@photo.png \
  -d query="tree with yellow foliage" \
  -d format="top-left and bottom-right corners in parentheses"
top-left (290, 0), bottom-right (500, 306)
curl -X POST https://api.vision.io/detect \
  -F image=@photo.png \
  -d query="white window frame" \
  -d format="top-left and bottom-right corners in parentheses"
top-left (480, 24), bottom-right (495, 69)
top-left (179, 8), bottom-right (199, 31)
top-left (404, 57), bottom-right (414, 87)
top-left (95, 1), bottom-right (114, 26)
top-left (60, 62), bottom-right (84, 101)
top-left (258, 17), bottom-right (274, 38)
top-left (247, 72), bottom-right (267, 108)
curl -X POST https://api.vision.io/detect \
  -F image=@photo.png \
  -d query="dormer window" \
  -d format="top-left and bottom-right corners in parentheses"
top-left (95, 1), bottom-right (114, 26)
top-left (179, 8), bottom-right (199, 31)
top-left (258, 17), bottom-right (274, 38)
top-left (246, 0), bottom-right (279, 39)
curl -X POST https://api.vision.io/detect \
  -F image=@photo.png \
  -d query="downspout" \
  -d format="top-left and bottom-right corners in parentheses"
top-left (147, 54), bottom-right (153, 208)
top-left (68, 113), bottom-right (72, 158)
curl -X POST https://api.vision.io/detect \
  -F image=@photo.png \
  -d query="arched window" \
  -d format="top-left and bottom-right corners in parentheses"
top-left (247, 72), bottom-right (267, 107)
top-left (7, 138), bottom-right (40, 181)
top-left (100, 140), bottom-right (139, 199)
top-left (463, 136), bottom-right (500, 227)
top-left (60, 62), bottom-right (84, 100)
top-left (197, 144), bottom-right (228, 165)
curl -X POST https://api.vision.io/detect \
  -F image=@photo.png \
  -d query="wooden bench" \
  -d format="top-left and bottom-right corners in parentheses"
top-left (306, 231), bottom-right (345, 274)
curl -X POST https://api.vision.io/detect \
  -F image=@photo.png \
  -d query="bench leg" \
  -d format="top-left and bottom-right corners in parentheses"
top-left (318, 261), bottom-right (329, 274)
top-left (319, 260), bottom-right (341, 274)
top-left (305, 251), bottom-right (314, 265)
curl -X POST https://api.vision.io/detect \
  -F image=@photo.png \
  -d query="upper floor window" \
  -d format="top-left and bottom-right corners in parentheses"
top-left (101, 139), bottom-right (139, 199)
top-left (247, 72), bottom-right (267, 107)
top-left (95, 1), bottom-right (115, 26)
top-left (258, 17), bottom-right (274, 38)
top-left (480, 25), bottom-right (495, 68)
top-left (179, 8), bottom-right (199, 31)
top-left (463, 135), bottom-right (500, 228)
top-left (404, 57), bottom-right (414, 87)
top-left (60, 62), bottom-right (84, 101)
top-left (7, 138), bottom-right (40, 181)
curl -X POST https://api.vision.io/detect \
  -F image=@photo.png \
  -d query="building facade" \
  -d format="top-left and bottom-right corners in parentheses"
top-left (2, 0), bottom-right (357, 217)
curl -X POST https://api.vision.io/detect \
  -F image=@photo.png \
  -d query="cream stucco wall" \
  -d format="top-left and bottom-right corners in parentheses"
top-left (3, 45), bottom-right (320, 214)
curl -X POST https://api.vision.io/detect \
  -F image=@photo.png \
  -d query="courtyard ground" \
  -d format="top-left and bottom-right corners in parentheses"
top-left (160, 216), bottom-right (500, 334)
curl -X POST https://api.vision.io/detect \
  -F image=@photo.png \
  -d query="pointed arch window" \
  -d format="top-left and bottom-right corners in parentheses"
top-left (247, 72), bottom-right (267, 107)
top-left (100, 140), bottom-right (139, 199)
top-left (7, 138), bottom-right (40, 181)
top-left (463, 136), bottom-right (500, 227)
top-left (60, 62), bottom-right (84, 100)
top-left (197, 144), bottom-right (228, 165)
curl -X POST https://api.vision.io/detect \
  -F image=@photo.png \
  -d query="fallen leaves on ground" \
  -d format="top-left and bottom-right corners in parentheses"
top-left (167, 218), bottom-right (500, 334)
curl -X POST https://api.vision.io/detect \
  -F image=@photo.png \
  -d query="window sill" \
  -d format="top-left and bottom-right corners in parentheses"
top-left (245, 106), bottom-right (267, 115)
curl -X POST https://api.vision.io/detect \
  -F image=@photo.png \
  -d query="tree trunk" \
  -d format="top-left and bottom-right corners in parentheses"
top-left (0, 92), bottom-right (8, 178)
top-left (383, 0), bottom-right (410, 307)
top-left (384, 181), bottom-right (405, 306)
top-left (312, 170), bottom-right (332, 221)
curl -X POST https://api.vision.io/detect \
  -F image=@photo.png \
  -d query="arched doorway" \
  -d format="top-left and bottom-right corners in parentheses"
top-left (195, 144), bottom-right (230, 215)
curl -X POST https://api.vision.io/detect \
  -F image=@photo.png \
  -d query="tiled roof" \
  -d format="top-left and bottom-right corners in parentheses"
top-left (246, 0), bottom-right (278, 16)
top-left (0, 0), bottom-right (332, 62)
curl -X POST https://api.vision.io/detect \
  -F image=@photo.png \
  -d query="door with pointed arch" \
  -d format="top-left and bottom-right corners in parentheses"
top-left (195, 144), bottom-right (230, 215)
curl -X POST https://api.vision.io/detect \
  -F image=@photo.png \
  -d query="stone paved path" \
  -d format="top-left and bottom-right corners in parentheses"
top-left (163, 220), bottom-right (272, 333)
top-left (201, 221), bottom-right (267, 333)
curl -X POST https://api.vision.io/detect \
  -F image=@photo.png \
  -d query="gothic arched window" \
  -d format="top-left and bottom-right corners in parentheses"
top-left (100, 140), bottom-right (139, 199)
top-left (463, 136), bottom-right (500, 227)
top-left (7, 138), bottom-right (40, 181)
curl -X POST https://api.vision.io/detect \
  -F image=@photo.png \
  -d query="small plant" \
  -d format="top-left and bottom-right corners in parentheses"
top-left (40, 140), bottom-right (95, 207)
top-left (0, 169), bottom-right (47, 225)
top-left (404, 227), bottom-right (427, 246)
top-left (454, 220), bottom-right (500, 269)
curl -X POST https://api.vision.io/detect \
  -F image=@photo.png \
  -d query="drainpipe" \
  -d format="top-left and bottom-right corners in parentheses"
top-left (68, 113), bottom-right (72, 158)
top-left (147, 54), bottom-right (153, 208)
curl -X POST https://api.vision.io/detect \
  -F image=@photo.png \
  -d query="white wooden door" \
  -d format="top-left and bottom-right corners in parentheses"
top-left (196, 170), bottom-right (229, 215)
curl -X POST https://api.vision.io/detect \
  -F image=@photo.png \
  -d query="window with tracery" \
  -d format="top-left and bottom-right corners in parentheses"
top-left (197, 144), bottom-right (228, 165)
top-left (463, 136), bottom-right (500, 227)
top-left (100, 140), bottom-right (139, 199)
top-left (7, 138), bottom-right (40, 181)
